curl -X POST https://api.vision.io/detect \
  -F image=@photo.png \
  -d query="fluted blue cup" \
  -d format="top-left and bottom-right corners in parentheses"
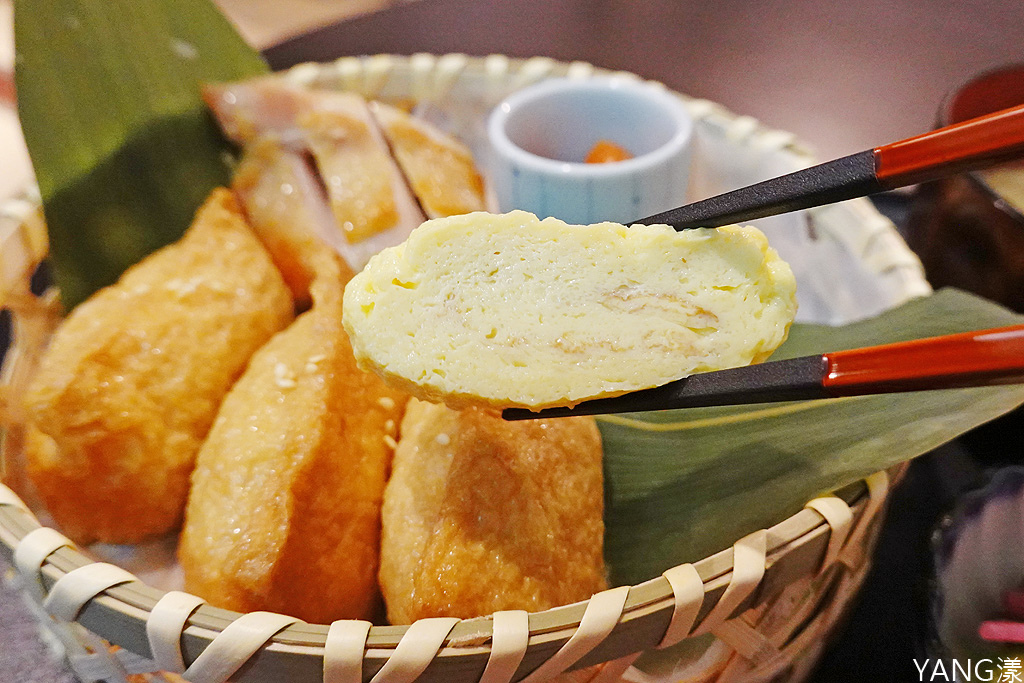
top-left (487, 76), bottom-right (693, 225)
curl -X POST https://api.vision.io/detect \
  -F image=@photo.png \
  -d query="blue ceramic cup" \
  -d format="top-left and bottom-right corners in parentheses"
top-left (487, 76), bottom-right (693, 225)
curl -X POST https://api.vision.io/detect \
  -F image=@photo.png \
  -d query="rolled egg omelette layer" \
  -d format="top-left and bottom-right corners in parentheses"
top-left (343, 211), bottom-right (797, 410)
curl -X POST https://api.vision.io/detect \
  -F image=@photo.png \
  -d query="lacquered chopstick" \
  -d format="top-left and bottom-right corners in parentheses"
top-left (978, 591), bottom-right (1024, 644)
top-left (502, 324), bottom-right (1024, 420)
top-left (979, 620), bottom-right (1024, 645)
top-left (636, 103), bottom-right (1024, 229)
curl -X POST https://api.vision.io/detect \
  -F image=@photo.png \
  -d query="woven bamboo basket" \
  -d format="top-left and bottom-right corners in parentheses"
top-left (0, 54), bottom-right (930, 683)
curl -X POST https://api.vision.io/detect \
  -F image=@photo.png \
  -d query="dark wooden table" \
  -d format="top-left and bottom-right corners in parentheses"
top-left (6, 1), bottom-right (1024, 680)
top-left (266, 0), bottom-right (1024, 161)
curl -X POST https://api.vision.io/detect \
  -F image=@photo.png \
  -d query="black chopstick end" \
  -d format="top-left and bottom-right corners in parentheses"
top-left (636, 150), bottom-right (882, 230)
top-left (503, 355), bottom-right (829, 419)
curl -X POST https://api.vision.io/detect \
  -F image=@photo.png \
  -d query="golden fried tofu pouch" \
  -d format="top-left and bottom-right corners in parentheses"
top-left (343, 211), bottom-right (797, 410)
top-left (380, 398), bottom-right (607, 624)
top-left (23, 189), bottom-right (293, 544)
top-left (179, 246), bottom-right (407, 623)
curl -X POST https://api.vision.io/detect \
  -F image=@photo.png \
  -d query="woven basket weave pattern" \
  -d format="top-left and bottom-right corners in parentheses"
top-left (0, 54), bottom-right (925, 683)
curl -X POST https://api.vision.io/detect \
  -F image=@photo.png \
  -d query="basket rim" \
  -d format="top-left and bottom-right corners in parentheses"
top-left (0, 53), bottom-right (925, 681)
top-left (0, 473), bottom-right (891, 675)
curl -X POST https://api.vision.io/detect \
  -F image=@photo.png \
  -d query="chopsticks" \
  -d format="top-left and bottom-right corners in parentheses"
top-left (980, 621), bottom-right (1024, 645)
top-left (501, 111), bottom-right (1024, 420)
top-left (502, 324), bottom-right (1024, 420)
top-left (979, 590), bottom-right (1024, 645)
top-left (636, 103), bottom-right (1024, 229)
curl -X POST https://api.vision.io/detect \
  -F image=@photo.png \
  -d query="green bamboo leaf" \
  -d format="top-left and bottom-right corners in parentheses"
top-left (602, 288), bottom-right (1024, 586)
top-left (14, 0), bottom-right (268, 309)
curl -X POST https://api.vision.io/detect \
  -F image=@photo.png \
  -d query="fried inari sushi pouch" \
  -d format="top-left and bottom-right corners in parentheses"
top-left (23, 189), bottom-right (293, 544)
top-left (381, 399), bottom-right (607, 624)
top-left (179, 245), bottom-right (407, 623)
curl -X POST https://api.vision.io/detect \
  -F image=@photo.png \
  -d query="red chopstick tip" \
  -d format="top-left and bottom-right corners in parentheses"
top-left (979, 619), bottom-right (1024, 644)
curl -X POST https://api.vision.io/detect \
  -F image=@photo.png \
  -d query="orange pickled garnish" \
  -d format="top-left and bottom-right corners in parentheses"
top-left (585, 140), bottom-right (633, 163)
